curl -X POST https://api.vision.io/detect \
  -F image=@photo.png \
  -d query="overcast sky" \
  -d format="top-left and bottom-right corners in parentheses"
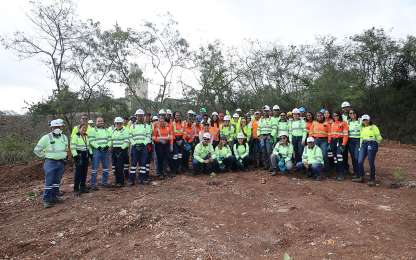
top-left (1, 0), bottom-right (416, 113)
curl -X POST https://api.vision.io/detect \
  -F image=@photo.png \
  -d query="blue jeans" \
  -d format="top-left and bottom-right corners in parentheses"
top-left (296, 162), bottom-right (323, 178)
top-left (260, 135), bottom-right (273, 169)
top-left (314, 138), bottom-right (329, 169)
top-left (91, 149), bottom-right (110, 186)
top-left (358, 141), bottom-right (379, 180)
top-left (43, 159), bottom-right (65, 202)
top-left (292, 136), bottom-right (304, 163)
top-left (130, 144), bottom-right (148, 183)
top-left (348, 138), bottom-right (360, 176)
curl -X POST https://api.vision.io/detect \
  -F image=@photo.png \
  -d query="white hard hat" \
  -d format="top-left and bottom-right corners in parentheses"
top-left (87, 120), bottom-right (94, 124)
top-left (158, 109), bottom-right (166, 115)
top-left (187, 110), bottom-right (195, 115)
top-left (361, 114), bottom-right (371, 121)
top-left (166, 109), bottom-right (172, 115)
top-left (273, 105), bottom-right (280, 110)
top-left (114, 117), bottom-right (124, 123)
top-left (237, 133), bottom-right (245, 139)
top-left (55, 118), bottom-right (65, 126)
top-left (263, 105), bottom-right (270, 111)
top-left (306, 137), bottom-right (315, 143)
top-left (135, 109), bottom-right (145, 115)
top-left (279, 132), bottom-right (289, 138)
top-left (292, 108), bottom-right (300, 114)
top-left (202, 132), bottom-right (211, 139)
top-left (254, 111), bottom-right (261, 115)
top-left (152, 115), bottom-right (158, 121)
top-left (341, 101), bottom-right (351, 108)
top-left (224, 115), bottom-right (231, 121)
top-left (212, 111), bottom-right (219, 116)
top-left (233, 113), bottom-right (239, 118)
top-left (236, 108), bottom-right (242, 112)
top-left (50, 119), bottom-right (64, 127)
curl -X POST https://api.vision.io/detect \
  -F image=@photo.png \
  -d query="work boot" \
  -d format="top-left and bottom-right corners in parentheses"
top-left (90, 186), bottom-right (99, 191)
top-left (314, 176), bottom-right (322, 181)
top-left (43, 201), bottom-right (53, 208)
top-left (352, 177), bottom-right (363, 183)
top-left (336, 175), bottom-right (345, 181)
top-left (271, 170), bottom-right (277, 176)
top-left (57, 191), bottom-right (65, 197)
top-left (80, 187), bottom-right (90, 193)
top-left (52, 197), bottom-right (64, 204)
top-left (368, 180), bottom-right (376, 187)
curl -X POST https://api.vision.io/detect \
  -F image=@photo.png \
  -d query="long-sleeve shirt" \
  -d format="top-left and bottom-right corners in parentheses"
top-left (289, 119), bottom-right (307, 143)
top-left (302, 145), bottom-right (324, 165)
top-left (33, 133), bottom-right (68, 160)
top-left (88, 127), bottom-right (111, 149)
top-left (328, 120), bottom-right (349, 145)
top-left (110, 127), bottom-right (130, 149)
top-left (152, 123), bottom-right (173, 144)
top-left (193, 143), bottom-right (215, 163)
top-left (360, 124), bottom-right (382, 145)
top-left (233, 143), bottom-right (249, 160)
top-left (272, 143), bottom-right (294, 162)
top-left (70, 134), bottom-right (92, 156)
top-left (214, 145), bottom-right (232, 164)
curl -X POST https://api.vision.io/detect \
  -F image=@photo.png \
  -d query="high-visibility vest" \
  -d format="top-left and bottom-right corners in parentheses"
top-left (70, 133), bottom-right (91, 156)
top-left (88, 127), bottom-right (110, 149)
top-left (272, 143), bottom-right (294, 162)
top-left (305, 121), bottom-right (313, 135)
top-left (172, 121), bottom-right (184, 138)
top-left (33, 133), bottom-right (68, 160)
top-left (233, 143), bottom-right (249, 160)
top-left (130, 123), bottom-right (151, 145)
top-left (360, 125), bottom-right (382, 145)
top-left (220, 124), bottom-right (236, 141)
top-left (302, 145), bottom-right (324, 165)
top-left (209, 126), bottom-right (220, 142)
top-left (258, 117), bottom-right (273, 136)
top-left (310, 121), bottom-right (330, 139)
top-left (348, 120), bottom-right (361, 139)
top-left (110, 128), bottom-right (130, 149)
top-left (183, 122), bottom-right (196, 143)
top-left (153, 124), bottom-right (172, 144)
top-left (329, 120), bottom-right (349, 145)
top-left (251, 119), bottom-right (259, 139)
top-left (214, 145), bottom-right (232, 163)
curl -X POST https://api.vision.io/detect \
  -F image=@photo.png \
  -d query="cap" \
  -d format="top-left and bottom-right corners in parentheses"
top-left (233, 113), bottom-right (239, 118)
top-left (202, 132), bottom-right (211, 139)
top-left (341, 101), bottom-right (351, 108)
top-left (135, 109), bottom-right (145, 115)
top-left (306, 137), bottom-right (315, 143)
top-left (224, 115), bottom-right (231, 121)
top-left (237, 133), bottom-right (245, 139)
top-left (114, 117), bottom-right (124, 123)
top-left (292, 108), bottom-right (300, 114)
top-left (361, 114), bottom-right (370, 121)
top-left (152, 115), bottom-right (158, 121)
top-left (273, 105), bottom-right (280, 110)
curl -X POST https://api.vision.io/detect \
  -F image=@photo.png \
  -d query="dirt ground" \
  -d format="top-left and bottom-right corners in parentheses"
top-left (1, 143), bottom-right (416, 260)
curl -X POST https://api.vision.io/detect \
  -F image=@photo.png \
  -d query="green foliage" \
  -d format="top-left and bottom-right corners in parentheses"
top-left (392, 168), bottom-right (407, 184)
top-left (0, 135), bottom-right (35, 165)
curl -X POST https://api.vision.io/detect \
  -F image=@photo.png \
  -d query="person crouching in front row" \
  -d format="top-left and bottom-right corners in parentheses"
top-left (270, 133), bottom-right (294, 176)
top-left (213, 135), bottom-right (236, 172)
top-left (296, 137), bottom-right (324, 181)
top-left (233, 133), bottom-right (250, 171)
top-left (192, 133), bottom-right (215, 174)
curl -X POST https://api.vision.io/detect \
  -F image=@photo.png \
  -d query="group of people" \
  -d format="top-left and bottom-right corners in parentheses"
top-left (33, 101), bottom-right (383, 208)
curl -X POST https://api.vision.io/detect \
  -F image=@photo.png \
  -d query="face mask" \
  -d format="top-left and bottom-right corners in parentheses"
top-left (53, 129), bottom-right (62, 135)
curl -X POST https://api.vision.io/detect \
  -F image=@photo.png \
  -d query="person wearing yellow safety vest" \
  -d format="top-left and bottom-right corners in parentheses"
top-left (277, 112), bottom-right (289, 142)
top-left (236, 117), bottom-right (252, 142)
top-left (71, 114), bottom-right (90, 138)
top-left (289, 108), bottom-right (307, 164)
top-left (144, 112), bottom-right (154, 179)
top-left (258, 105), bottom-right (274, 170)
top-left (270, 105), bottom-right (281, 142)
top-left (129, 109), bottom-right (152, 185)
top-left (220, 115), bottom-right (236, 146)
top-left (353, 114), bottom-right (383, 186)
top-left (341, 101), bottom-right (352, 122)
top-left (270, 133), bottom-right (294, 176)
top-left (71, 123), bottom-right (92, 196)
top-left (111, 117), bottom-right (130, 187)
top-left (233, 133), bottom-right (250, 171)
top-left (296, 137), bottom-right (324, 181)
top-left (230, 113), bottom-right (240, 135)
top-left (88, 117), bottom-right (111, 190)
top-left (33, 119), bottom-right (69, 208)
top-left (192, 132), bottom-right (215, 175)
top-left (171, 111), bottom-right (185, 175)
top-left (213, 135), bottom-right (236, 172)
top-left (346, 109), bottom-right (361, 178)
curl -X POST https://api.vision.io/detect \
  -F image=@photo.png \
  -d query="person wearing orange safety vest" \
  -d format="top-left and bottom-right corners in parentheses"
top-left (309, 111), bottom-right (330, 172)
top-left (328, 111), bottom-right (349, 180)
top-left (250, 111), bottom-right (262, 167)
top-left (171, 111), bottom-right (185, 175)
top-left (153, 115), bottom-right (173, 179)
top-left (305, 112), bottom-right (314, 137)
top-left (182, 110), bottom-right (196, 171)
top-left (210, 112), bottom-right (221, 148)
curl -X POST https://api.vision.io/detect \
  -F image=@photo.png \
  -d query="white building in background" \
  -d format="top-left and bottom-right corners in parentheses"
top-left (124, 64), bottom-right (149, 109)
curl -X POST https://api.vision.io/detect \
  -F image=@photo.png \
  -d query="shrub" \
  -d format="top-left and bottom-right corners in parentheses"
top-left (0, 134), bottom-right (35, 165)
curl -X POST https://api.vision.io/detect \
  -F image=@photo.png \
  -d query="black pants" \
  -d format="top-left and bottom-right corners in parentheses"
top-left (74, 151), bottom-right (89, 192)
top-left (155, 143), bottom-right (170, 176)
top-left (236, 156), bottom-right (250, 170)
top-left (112, 148), bottom-right (128, 185)
top-left (214, 156), bottom-right (236, 172)
top-left (193, 160), bottom-right (214, 174)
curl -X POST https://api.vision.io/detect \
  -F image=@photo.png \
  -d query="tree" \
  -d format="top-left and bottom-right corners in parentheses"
top-left (135, 14), bottom-right (191, 105)
top-left (1, 0), bottom-right (79, 92)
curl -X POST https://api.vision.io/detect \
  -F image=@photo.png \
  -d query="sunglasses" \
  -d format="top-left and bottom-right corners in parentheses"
top-left (203, 138), bottom-right (210, 141)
